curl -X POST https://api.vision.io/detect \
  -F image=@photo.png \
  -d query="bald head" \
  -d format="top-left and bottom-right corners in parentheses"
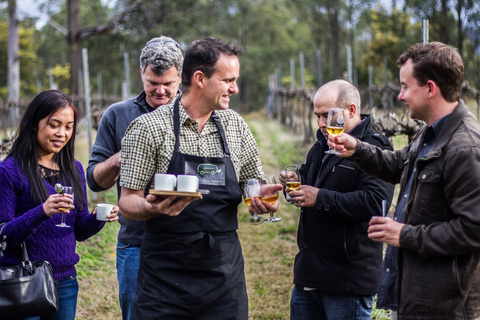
top-left (313, 80), bottom-right (362, 139)
top-left (314, 80), bottom-right (361, 113)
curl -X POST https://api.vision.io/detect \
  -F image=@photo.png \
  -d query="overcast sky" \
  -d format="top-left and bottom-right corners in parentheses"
top-left (17, 0), bottom-right (49, 28)
top-left (15, 0), bottom-right (116, 29)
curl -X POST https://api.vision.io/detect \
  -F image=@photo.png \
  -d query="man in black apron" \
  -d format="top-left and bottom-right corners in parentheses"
top-left (118, 38), bottom-right (282, 319)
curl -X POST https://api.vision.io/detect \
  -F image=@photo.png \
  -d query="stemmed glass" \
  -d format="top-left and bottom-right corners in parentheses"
top-left (243, 178), bottom-right (264, 225)
top-left (285, 165), bottom-right (301, 205)
top-left (55, 184), bottom-right (73, 228)
top-left (261, 175), bottom-right (281, 223)
top-left (325, 107), bottom-right (345, 154)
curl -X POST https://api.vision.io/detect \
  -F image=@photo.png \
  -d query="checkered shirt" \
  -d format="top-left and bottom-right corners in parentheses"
top-left (120, 101), bottom-right (264, 191)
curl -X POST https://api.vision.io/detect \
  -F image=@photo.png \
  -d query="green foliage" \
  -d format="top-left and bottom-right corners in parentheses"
top-left (371, 297), bottom-right (392, 319)
top-left (76, 221), bottom-right (119, 277)
top-left (2, 0), bottom-right (480, 115)
top-left (246, 114), bottom-right (306, 168)
top-left (361, 6), bottom-right (421, 85)
top-left (77, 186), bottom-right (119, 278)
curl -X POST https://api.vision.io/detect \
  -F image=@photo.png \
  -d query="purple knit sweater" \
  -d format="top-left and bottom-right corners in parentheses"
top-left (0, 157), bottom-right (106, 280)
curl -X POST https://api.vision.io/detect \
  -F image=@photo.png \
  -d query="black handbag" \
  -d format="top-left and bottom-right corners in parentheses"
top-left (0, 223), bottom-right (59, 317)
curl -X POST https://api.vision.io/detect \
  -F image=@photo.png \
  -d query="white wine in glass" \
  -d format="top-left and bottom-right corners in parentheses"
top-left (286, 181), bottom-right (301, 190)
top-left (56, 185), bottom-right (73, 228)
top-left (243, 178), bottom-right (264, 225)
top-left (285, 165), bottom-right (301, 205)
top-left (325, 107), bottom-right (345, 154)
top-left (262, 175), bottom-right (281, 223)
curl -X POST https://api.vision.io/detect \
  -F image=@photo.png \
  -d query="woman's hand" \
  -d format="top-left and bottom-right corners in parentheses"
top-left (106, 205), bottom-right (120, 222)
top-left (43, 193), bottom-right (74, 217)
top-left (91, 205), bottom-right (120, 222)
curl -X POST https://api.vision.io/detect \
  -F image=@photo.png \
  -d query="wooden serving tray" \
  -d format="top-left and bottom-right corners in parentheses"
top-left (149, 189), bottom-right (202, 200)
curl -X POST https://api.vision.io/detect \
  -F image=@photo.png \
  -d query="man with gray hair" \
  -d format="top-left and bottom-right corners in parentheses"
top-left (86, 35), bottom-right (183, 320)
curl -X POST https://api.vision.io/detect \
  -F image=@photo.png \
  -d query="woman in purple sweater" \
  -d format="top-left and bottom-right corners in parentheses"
top-left (0, 90), bottom-right (118, 320)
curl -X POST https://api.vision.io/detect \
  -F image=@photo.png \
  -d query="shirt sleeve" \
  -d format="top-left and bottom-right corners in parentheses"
top-left (86, 107), bottom-right (118, 192)
top-left (120, 119), bottom-right (159, 191)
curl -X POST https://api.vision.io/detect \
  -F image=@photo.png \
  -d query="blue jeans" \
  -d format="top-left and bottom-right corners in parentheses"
top-left (23, 274), bottom-right (78, 320)
top-left (116, 241), bottom-right (141, 320)
top-left (290, 286), bottom-right (374, 320)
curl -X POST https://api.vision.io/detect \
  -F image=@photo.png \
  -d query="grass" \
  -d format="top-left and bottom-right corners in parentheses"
top-left (73, 111), bottom-right (405, 319)
top-left (239, 112), bottom-right (307, 319)
top-left (73, 129), bottom-right (122, 319)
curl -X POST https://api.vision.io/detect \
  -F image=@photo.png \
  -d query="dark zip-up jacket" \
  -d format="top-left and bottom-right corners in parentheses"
top-left (293, 114), bottom-right (395, 295)
top-left (351, 101), bottom-right (480, 319)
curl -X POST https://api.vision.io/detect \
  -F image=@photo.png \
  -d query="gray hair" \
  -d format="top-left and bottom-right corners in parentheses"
top-left (139, 36), bottom-right (183, 76)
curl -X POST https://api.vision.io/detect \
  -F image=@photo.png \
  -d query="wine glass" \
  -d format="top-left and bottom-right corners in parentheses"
top-left (243, 178), bottom-right (264, 225)
top-left (261, 175), bottom-right (281, 223)
top-left (325, 107), bottom-right (345, 154)
top-left (285, 165), bottom-right (301, 205)
top-left (55, 185), bottom-right (73, 228)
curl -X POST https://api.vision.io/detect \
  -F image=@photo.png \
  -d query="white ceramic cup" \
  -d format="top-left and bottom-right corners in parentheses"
top-left (176, 175), bottom-right (199, 193)
top-left (155, 173), bottom-right (177, 191)
top-left (96, 203), bottom-right (113, 221)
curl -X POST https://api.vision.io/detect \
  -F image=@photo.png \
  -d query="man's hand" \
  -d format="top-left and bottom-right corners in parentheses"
top-left (328, 133), bottom-right (358, 158)
top-left (279, 170), bottom-right (286, 187)
top-left (368, 217), bottom-right (404, 247)
top-left (145, 194), bottom-right (198, 217)
top-left (249, 183), bottom-right (284, 214)
top-left (287, 185), bottom-right (319, 207)
top-left (119, 187), bottom-right (199, 220)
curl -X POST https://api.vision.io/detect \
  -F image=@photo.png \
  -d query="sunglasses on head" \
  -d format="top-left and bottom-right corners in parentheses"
top-left (145, 39), bottom-right (179, 49)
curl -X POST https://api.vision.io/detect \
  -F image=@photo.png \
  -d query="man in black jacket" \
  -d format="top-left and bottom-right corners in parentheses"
top-left (284, 79), bottom-right (394, 320)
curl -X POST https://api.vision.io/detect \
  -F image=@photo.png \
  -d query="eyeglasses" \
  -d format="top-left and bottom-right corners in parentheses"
top-left (145, 39), bottom-right (179, 49)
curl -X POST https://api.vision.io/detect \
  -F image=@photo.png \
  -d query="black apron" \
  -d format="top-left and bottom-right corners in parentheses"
top-left (134, 97), bottom-right (248, 320)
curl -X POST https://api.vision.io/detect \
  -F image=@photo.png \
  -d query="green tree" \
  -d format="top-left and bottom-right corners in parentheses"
top-left (404, 0), bottom-right (480, 58)
top-left (360, 6), bottom-right (421, 86)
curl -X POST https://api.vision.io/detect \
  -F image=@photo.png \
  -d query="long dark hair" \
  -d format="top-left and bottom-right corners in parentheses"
top-left (7, 90), bottom-right (86, 210)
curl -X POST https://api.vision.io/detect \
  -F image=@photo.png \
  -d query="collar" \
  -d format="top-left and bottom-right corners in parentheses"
top-left (409, 100), bottom-right (467, 158)
top-left (423, 113), bottom-right (450, 144)
top-left (422, 100), bottom-right (468, 150)
top-left (176, 98), bottom-right (219, 135)
top-left (134, 90), bottom-right (182, 113)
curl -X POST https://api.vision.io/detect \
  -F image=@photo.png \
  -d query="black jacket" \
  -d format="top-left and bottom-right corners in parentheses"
top-left (293, 114), bottom-right (394, 295)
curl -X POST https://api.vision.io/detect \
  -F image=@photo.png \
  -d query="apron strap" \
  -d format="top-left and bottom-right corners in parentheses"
top-left (173, 96), bottom-right (231, 156)
top-left (211, 112), bottom-right (231, 156)
top-left (173, 96), bottom-right (182, 152)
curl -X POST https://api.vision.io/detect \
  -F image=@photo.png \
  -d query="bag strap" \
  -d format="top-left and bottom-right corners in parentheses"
top-left (0, 222), bottom-right (7, 257)
top-left (20, 242), bottom-right (32, 271)
top-left (0, 222), bottom-right (31, 271)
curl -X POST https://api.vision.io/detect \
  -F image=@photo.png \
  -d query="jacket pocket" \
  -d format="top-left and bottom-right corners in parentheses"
top-left (337, 164), bottom-right (355, 171)
top-left (410, 168), bottom-right (445, 224)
